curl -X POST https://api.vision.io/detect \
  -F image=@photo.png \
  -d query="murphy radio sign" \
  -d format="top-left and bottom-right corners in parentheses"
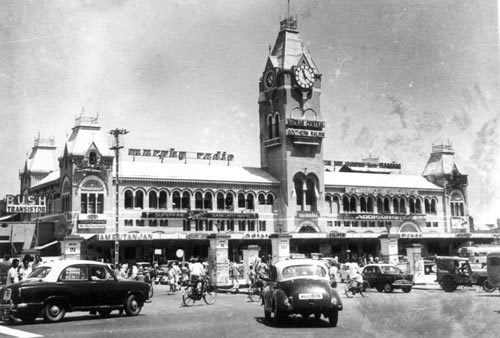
top-left (5, 194), bottom-right (46, 213)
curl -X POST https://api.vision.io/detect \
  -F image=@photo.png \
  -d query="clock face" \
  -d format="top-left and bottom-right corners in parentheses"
top-left (294, 65), bottom-right (314, 89)
top-left (264, 69), bottom-right (276, 89)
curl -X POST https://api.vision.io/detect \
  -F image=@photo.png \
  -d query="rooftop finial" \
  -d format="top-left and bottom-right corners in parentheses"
top-left (280, 0), bottom-right (297, 31)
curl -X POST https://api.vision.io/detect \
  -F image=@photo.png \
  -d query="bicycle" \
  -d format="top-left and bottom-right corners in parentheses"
top-left (344, 279), bottom-right (371, 298)
top-left (247, 278), bottom-right (264, 302)
top-left (182, 276), bottom-right (217, 306)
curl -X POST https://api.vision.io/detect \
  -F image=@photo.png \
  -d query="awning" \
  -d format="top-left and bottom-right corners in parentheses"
top-left (34, 240), bottom-right (59, 250)
top-left (0, 214), bottom-right (17, 221)
top-left (76, 233), bottom-right (97, 241)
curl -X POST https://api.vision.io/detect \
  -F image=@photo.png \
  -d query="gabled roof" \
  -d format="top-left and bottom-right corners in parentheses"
top-left (65, 126), bottom-right (113, 157)
top-left (118, 161), bottom-right (279, 185)
top-left (325, 171), bottom-right (441, 190)
top-left (31, 170), bottom-right (60, 189)
top-left (271, 27), bottom-right (319, 72)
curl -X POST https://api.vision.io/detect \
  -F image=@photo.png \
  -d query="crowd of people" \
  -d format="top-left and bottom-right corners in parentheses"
top-left (0, 254), bottom-right (43, 285)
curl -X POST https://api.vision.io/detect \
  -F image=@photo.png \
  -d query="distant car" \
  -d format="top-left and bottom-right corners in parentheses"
top-left (339, 263), bottom-right (359, 282)
top-left (262, 258), bottom-right (343, 327)
top-left (435, 256), bottom-right (490, 292)
top-left (361, 264), bottom-right (414, 293)
top-left (0, 260), bottom-right (151, 323)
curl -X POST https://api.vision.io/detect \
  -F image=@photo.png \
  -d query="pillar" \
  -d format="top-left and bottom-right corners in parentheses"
top-left (61, 235), bottom-right (84, 260)
top-left (242, 245), bottom-right (260, 284)
top-left (405, 243), bottom-right (423, 279)
top-left (270, 233), bottom-right (291, 264)
top-left (208, 234), bottom-right (231, 287)
top-left (379, 234), bottom-right (399, 265)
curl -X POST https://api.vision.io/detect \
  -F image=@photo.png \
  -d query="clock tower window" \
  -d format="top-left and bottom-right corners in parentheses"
top-left (267, 115), bottom-right (273, 138)
top-left (274, 113), bottom-right (280, 138)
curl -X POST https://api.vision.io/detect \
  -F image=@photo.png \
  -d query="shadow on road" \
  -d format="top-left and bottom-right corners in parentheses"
top-left (255, 316), bottom-right (333, 328)
top-left (10, 312), bottom-right (143, 326)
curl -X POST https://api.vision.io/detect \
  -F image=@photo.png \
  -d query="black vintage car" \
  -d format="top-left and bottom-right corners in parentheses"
top-left (362, 264), bottom-right (414, 293)
top-left (262, 259), bottom-right (343, 327)
top-left (0, 260), bottom-right (151, 323)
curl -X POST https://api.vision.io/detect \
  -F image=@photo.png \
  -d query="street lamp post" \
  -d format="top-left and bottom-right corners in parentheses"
top-left (109, 128), bottom-right (129, 266)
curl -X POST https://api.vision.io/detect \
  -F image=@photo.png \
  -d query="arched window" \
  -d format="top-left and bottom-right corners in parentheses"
top-left (416, 199), bottom-right (422, 214)
top-left (409, 198), bottom-right (415, 214)
top-left (268, 115), bottom-right (273, 138)
top-left (181, 191), bottom-right (190, 209)
top-left (266, 194), bottom-right (274, 205)
top-left (305, 175), bottom-right (319, 211)
top-left (204, 192), bottom-right (213, 210)
top-left (400, 198), bottom-right (406, 214)
top-left (367, 196), bottom-right (374, 212)
top-left (238, 193), bottom-right (245, 208)
top-left (159, 191), bottom-right (167, 209)
top-left (274, 113), bottom-right (280, 138)
top-left (294, 177), bottom-right (305, 209)
top-left (135, 190), bottom-right (144, 209)
top-left (377, 197), bottom-right (383, 213)
top-left (258, 193), bottom-right (266, 205)
top-left (360, 197), bottom-right (367, 212)
top-left (393, 199), bottom-right (399, 214)
top-left (225, 193), bottom-right (234, 210)
top-left (246, 194), bottom-right (254, 210)
top-left (195, 192), bottom-right (203, 209)
top-left (384, 197), bottom-right (390, 213)
top-left (431, 199), bottom-right (437, 214)
top-left (149, 191), bottom-right (158, 209)
top-left (424, 199), bottom-right (430, 214)
top-left (342, 196), bottom-right (349, 212)
top-left (89, 151), bottom-right (97, 167)
top-left (349, 196), bottom-right (356, 212)
top-left (332, 196), bottom-right (340, 215)
top-left (172, 191), bottom-right (181, 210)
top-left (124, 190), bottom-right (133, 209)
top-left (216, 192), bottom-right (224, 210)
top-left (450, 192), bottom-right (465, 217)
top-left (326, 195), bottom-right (332, 214)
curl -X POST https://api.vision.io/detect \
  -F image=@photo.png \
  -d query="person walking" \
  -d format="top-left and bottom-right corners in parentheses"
top-left (231, 261), bottom-right (240, 293)
top-left (6, 259), bottom-right (20, 285)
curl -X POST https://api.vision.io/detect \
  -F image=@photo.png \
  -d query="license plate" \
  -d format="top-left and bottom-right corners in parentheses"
top-left (299, 293), bottom-right (322, 300)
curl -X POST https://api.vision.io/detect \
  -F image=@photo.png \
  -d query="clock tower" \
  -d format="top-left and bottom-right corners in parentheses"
top-left (258, 16), bottom-right (326, 233)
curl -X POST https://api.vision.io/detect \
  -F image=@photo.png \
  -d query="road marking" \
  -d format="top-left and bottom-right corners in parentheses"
top-left (0, 325), bottom-right (43, 338)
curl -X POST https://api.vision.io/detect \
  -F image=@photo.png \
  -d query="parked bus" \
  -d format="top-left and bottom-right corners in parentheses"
top-left (456, 245), bottom-right (500, 268)
top-left (486, 251), bottom-right (500, 288)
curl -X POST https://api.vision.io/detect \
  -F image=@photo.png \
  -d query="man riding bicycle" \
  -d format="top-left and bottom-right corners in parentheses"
top-left (348, 267), bottom-right (364, 289)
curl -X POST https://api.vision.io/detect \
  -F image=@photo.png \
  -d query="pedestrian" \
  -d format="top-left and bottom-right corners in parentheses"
top-left (7, 259), bottom-right (20, 285)
top-left (181, 262), bottom-right (190, 286)
top-left (231, 261), bottom-right (240, 293)
top-left (329, 262), bottom-right (338, 288)
top-left (32, 254), bottom-right (43, 269)
top-left (18, 255), bottom-right (32, 281)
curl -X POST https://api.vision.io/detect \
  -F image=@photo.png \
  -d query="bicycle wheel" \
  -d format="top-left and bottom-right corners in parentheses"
top-left (182, 286), bottom-right (196, 306)
top-left (360, 281), bottom-right (370, 297)
top-left (344, 284), bottom-right (354, 298)
top-left (203, 284), bottom-right (217, 305)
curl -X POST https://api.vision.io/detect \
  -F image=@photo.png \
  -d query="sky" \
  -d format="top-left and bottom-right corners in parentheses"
top-left (0, 0), bottom-right (499, 224)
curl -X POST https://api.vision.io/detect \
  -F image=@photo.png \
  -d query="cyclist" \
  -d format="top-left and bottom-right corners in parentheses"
top-left (348, 267), bottom-right (364, 290)
top-left (190, 258), bottom-right (205, 294)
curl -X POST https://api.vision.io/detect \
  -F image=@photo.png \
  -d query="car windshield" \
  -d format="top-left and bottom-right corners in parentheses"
top-left (27, 267), bottom-right (51, 280)
top-left (282, 265), bottom-right (327, 278)
top-left (380, 266), bottom-right (402, 274)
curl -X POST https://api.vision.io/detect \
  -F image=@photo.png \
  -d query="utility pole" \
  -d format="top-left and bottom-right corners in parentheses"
top-left (109, 128), bottom-right (129, 266)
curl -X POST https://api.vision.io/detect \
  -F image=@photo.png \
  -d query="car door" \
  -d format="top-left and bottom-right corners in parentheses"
top-left (363, 266), bottom-right (375, 285)
top-left (89, 264), bottom-right (120, 307)
top-left (58, 264), bottom-right (94, 309)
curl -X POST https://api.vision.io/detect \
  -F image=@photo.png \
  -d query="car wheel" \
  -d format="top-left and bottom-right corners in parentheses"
top-left (20, 313), bottom-right (38, 323)
top-left (42, 301), bottom-right (66, 323)
top-left (441, 277), bottom-right (457, 292)
top-left (376, 284), bottom-right (384, 292)
top-left (124, 294), bottom-right (142, 316)
top-left (98, 308), bottom-right (112, 318)
top-left (483, 279), bottom-right (496, 293)
top-left (402, 287), bottom-right (412, 293)
top-left (328, 310), bottom-right (338, 327)
top-left (383, 283), bottom-right (393, 293)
